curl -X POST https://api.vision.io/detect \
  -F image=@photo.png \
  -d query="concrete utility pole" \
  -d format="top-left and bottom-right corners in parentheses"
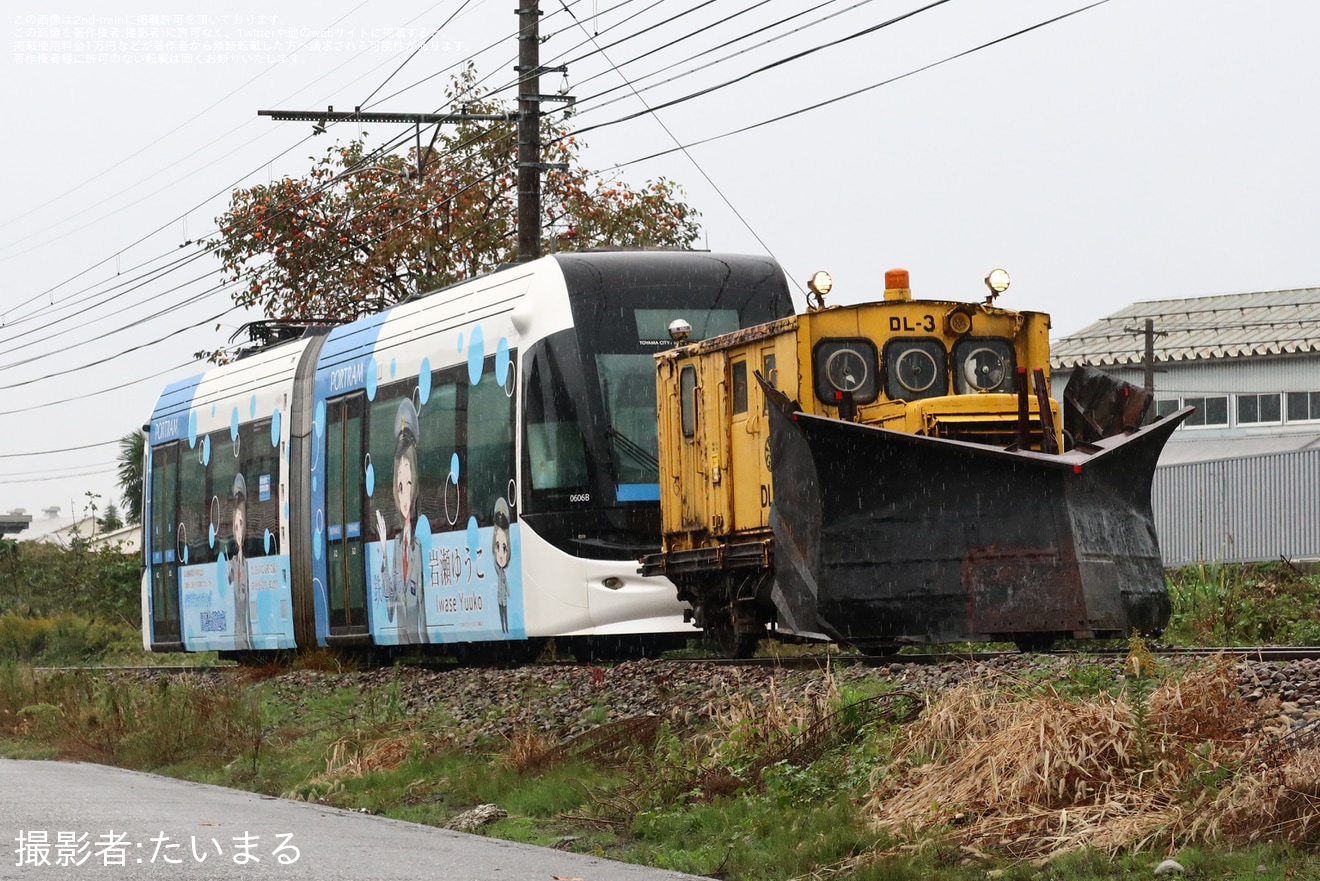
top-left (516, 0), bottom-right (572, 261)
top-left (516, 2), bottom-right (542, 263)
top-left (261, 0), bottom-right (573, 262)
top-left (1123, 317), bottom-right (1168, 423)
top-left (1123, 318), bottom-right (1168, 395)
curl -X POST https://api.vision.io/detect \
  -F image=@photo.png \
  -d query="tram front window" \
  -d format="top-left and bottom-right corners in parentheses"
top-left (596, 353), bottom-right (661, 487)
top-left (521, 252), bottom-right (794, 558)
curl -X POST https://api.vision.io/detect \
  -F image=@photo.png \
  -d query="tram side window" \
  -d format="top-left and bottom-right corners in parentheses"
top-left (417, 382), bottom-right (460, 527)
top-left (368, 356), bottom-right (516, 537)
top-left (240, 419), bottom-right (278, 557)
top-left (468, 361), bottom-right (516, 526)
top-left (176, 441), bottom-right (209, 566)
top-left (210, 419), bottom-right (279, 561)
top-left (366, 393), bottom-right (401, 544)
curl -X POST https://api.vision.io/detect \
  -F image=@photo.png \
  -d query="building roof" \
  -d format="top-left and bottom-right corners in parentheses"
top-left (1157, 432), bottom-right (1320, 466)
top-left (16, 512), bottom-right (139, 552)
top-left (1, 510), bottom-right (33, 536)
top-left (1051, 287), bottom-right (1320, 368)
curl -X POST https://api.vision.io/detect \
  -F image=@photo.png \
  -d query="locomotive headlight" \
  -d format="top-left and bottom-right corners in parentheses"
top-left (985, 268), bottom-right (1011, 295)
top-left (808, 271), bottom-right (833, 297)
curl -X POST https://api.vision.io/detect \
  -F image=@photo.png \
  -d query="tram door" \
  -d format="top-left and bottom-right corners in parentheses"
top-left (325, 392), bottom-right (369, 635)
top-left (148, 442), bottom-right (182, 647)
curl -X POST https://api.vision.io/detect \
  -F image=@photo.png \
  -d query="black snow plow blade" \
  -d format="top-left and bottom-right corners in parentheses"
top-left (761, 381), bottom-right (1191, 648)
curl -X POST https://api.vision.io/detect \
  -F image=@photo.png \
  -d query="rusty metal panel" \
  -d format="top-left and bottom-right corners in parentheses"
top-left (763, 377), bottom-right (1184, 645)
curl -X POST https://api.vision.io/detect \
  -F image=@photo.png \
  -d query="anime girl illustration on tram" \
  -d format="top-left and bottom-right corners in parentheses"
top-left (375, 399), bottom-right (427, 644)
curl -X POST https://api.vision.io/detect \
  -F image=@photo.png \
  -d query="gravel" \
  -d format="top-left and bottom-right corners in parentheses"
top-left (254, 651), bottom-right (1320, 746)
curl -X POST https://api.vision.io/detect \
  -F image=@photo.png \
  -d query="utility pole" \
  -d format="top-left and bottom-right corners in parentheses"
top-left (516, 0), bottom-right (572, 262)
top-left (1124, 318), bottom-right (1167, 395)
top-left (261, 0), bottom-right (572, 262)
top-left (517, 2), bottom-right (541, 263)
top-left (1123, 318), bottom-right (1168, 423)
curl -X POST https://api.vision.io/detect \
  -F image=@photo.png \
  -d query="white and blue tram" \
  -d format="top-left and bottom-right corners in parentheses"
top-left (142, 251), bottom-right (793, 657)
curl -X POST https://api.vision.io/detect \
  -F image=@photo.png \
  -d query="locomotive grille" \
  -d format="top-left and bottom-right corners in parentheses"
top-left (929, 419), bottom-right (1043, 447)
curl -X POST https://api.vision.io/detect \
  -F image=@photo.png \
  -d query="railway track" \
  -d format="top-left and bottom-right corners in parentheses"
top-left (34, 644), bottom-right (1320, 676)
top-left (669, 644), bottom-right (1320, 669)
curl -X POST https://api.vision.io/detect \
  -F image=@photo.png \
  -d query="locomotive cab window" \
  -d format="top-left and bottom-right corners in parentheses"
top-left (952, 338), bottom-right (1015, 395)
top-left (680, 365), bottom-right (697, 439)
top-left (732, 360), bottom-right (748, 415)
top-left (883, 338), bottom-right (947, 401)
top-left (813, 338), bottom-right (879, 406)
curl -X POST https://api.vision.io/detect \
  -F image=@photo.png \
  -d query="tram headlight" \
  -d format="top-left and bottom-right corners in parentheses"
top-left (668, 319), bottom-right (693, 343)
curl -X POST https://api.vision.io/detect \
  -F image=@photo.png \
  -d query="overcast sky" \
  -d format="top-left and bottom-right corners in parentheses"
top-left (2, 0), bottom-right (1317, 521)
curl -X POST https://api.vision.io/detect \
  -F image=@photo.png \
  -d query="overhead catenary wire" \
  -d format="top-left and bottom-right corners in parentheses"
top-left (564, 0), bottom-right (958, 140)
top-left (5, 0), bottom-right (1078, 372)
top-left (0, 0), bottom-right (380, 241)
top-left (588, 0), bottom-right (1115, 171)
top-left (4, 0), bottom-right (842, 333)
top-left (565, 0), bottom-right (882, 114)
top-left (2, 0), bottom-right (1125, 491)
top-left (554, 0), bottom-right (787, 291)
top-left (0, 0), bottom-right (529, 318)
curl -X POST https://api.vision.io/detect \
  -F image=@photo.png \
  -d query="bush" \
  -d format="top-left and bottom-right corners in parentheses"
top-left (0, 538), bottom-right (140, 627)
top-left (0, 614), bottom-right (140, 665)
top-left (1165, 562), bottom-right (1320, 645)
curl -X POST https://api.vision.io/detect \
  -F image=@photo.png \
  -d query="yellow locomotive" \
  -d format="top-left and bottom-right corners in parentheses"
top-left (641, 268), bottom-right (1189, 656)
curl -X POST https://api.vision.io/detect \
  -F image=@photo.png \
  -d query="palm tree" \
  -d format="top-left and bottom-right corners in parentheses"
top-left (117, 430), bottom-right (145, 526)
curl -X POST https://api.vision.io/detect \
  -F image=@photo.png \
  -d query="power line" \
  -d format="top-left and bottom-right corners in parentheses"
top-left (359, 0), bottom-right (477, 107)
top-left (0, 0), bottom-right (376, 238)
top-left (554, 0), bottom-right (787, 289)
top-left (566, 0), bottom-right (957, 139)
top-left (589, 0), bottom-right (1114, 170)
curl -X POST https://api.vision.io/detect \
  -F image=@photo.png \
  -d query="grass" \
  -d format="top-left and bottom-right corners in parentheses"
top-left (6, 563), bottom-right (1320, 880)
top-left (8, 653), bottom-right (1320, 881)
top-left (1165, 561), bottom-right (1320, 645)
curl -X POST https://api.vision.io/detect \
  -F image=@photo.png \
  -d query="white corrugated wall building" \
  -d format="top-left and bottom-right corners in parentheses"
top-left (1051, 287), bottom-right (1320, 566)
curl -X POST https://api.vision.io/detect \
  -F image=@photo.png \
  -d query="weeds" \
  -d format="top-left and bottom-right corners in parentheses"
top-left (6, 560), bottom-right (1320, 879)
top-left (1166, 561), bottom-right (1320, 645)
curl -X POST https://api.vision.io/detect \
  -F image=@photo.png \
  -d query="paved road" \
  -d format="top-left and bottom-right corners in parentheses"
top-left (2, 759), bottom-right (704, 880)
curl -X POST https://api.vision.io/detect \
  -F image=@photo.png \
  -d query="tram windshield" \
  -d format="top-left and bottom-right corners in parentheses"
top-left (520, 252), bottom-right (792, 558)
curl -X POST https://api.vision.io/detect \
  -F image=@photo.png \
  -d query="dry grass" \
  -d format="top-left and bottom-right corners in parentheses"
top-left (865, 654), bottom-right (1281, 858)
top-left (509, 714), bottom-right (666, 773)
top-left (702, 669), bottom-right (841, 763)
top-left (311, 725), bottom-right (448, 784)
top-left (499, 726), bottom-right (559, 772)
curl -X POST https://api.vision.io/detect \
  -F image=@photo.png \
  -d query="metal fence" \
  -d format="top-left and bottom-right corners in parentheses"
top-left (1153, 447), bottom-right (1320, 565)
